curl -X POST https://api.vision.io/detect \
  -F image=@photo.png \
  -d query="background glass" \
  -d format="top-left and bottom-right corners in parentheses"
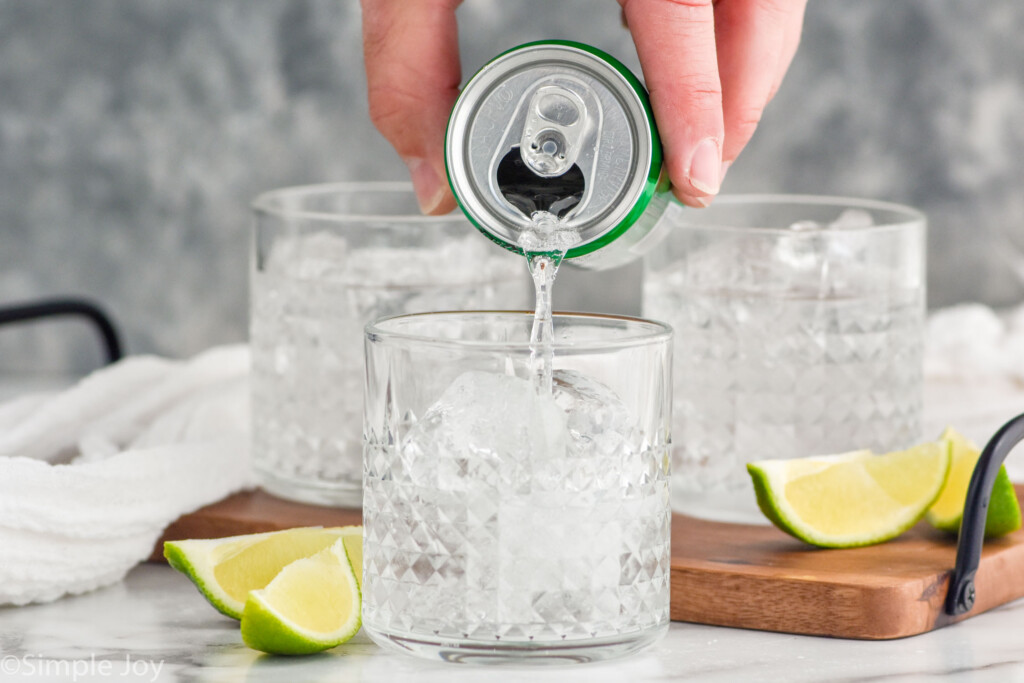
top-left (644, 195), bottom-right (926, 523)
top-left (251, 183), bottom-right (525, 506)
top-left (362, 311), bottom-right (672, 663)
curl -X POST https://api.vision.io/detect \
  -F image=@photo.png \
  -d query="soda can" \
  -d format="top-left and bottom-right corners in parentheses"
top-left (445, 40), bottom-right (672, 270)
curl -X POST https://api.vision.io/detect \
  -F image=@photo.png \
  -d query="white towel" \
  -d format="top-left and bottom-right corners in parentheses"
top-left (0, 345), bottom-right (253, 606)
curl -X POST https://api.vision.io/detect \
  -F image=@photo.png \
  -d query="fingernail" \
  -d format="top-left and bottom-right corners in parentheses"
top-left (405, 158), bottom-right (445, 214)
top-left (687, 138), bottom-right (721, 195)
top-left (675, 191), bottom-right (712, 208)
top-left (680, 195), bottom-right (711, 208)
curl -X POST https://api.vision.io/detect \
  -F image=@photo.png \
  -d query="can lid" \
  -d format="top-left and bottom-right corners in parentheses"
top-left (445, 41), bottom-right (663, 258)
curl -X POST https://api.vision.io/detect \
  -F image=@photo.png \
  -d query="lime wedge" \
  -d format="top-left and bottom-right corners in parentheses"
top-left (241, 538), bottom-right (361, 655)
top-left (164, 526), bottom-right (361, 619)
top-left (926, 427), bottom-right (1022, 538)
top-left (748, 442), bottom-right (952, 548)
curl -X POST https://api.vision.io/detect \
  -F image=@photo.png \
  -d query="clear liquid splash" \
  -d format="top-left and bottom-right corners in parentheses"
top-left (518, 211), bottom-right (582, 255)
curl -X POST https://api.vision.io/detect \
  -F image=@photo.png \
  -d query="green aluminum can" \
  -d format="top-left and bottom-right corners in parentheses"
top-left (445, 40), bottom-right (672, 270)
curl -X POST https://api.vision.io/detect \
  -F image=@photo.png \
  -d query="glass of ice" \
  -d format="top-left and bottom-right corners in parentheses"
top-left (250, 183), bottom-right (526, 507)
top-left (362, 311), bottom-right (672, 663)
top-left (644, 195), bottom-right (926, 523)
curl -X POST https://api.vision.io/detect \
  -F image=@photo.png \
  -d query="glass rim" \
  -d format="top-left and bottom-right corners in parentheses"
top-left (674, 194), bottom-right (926, 235)
top-left (252, 181), bottom-right (462, 224)
top-left (365, 310), bottom-right (673, 352)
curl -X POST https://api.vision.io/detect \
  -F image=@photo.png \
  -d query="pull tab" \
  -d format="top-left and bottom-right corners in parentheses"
top-left (519, 85), bottom-right (587, 178)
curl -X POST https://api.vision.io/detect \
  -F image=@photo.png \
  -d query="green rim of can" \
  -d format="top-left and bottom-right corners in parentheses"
top-left (444, 39), bottom-right (666, 260)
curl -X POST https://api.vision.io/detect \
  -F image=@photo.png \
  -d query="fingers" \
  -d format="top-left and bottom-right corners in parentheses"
top-left (361, 0), bottom-right (463, 214)
top-left (773, 0), bottom-right (807, 97)
top-left (715, 0), bottom-right (807, 170)
top-left (621, 0), bottom-right (724, 208)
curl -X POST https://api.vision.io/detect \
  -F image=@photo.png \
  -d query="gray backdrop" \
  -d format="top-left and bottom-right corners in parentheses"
top-left (1, 1), bottom-right (1022, 374)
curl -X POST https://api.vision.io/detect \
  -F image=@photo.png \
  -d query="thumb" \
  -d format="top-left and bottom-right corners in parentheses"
top-left (361, 0), bottom-right (463, 214)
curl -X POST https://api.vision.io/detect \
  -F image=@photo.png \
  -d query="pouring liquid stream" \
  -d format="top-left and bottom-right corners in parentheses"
top-left (520, 210), bottom-right (580, 395)
top-left (527, 253), bottom-right (558, 394)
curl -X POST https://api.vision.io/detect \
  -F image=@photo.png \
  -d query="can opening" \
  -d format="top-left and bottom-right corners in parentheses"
top-left (496, 146), bottom-right (585, 219)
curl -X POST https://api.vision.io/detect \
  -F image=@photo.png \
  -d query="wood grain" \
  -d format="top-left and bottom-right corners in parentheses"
top-left (668, 486), bottom-right (1024, 639)
top-left (151, 487), bottom-right (1024, 640)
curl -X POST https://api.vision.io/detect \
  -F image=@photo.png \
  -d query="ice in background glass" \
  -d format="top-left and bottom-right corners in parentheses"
top-left (644, 196), bottom-right (926, 523)
top-left (362, 311), bottom-right (672, 663)
top-left (250, 183), bottom-right (526, 507)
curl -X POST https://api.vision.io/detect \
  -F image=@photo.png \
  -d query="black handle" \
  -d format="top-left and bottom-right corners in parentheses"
top-left (0, 298), bottom-right (124, 365)
top-left (946, 412), bottom-right (1024, 615)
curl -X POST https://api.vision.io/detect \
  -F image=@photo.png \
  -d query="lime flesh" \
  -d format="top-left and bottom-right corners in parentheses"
top-left (164, 526), bottom-right (361, 619)
top-left (926, 427), bottom-right (1021, 538)
top-left (748, 442), bottom-right (952, 548)
top-left (240, 538), bottom-right (362, 655)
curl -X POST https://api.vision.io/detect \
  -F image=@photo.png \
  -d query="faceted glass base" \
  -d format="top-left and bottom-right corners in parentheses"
top-left (363, 624), bottom-right (668, 664)
top-left (254, 466), bottom-right (361, 508)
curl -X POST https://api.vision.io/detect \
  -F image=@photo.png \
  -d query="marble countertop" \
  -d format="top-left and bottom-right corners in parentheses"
top-left (1, 563), bottom-right (1022, 683)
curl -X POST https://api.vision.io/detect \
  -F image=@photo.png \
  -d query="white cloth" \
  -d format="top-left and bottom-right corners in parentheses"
top-left (0, 345), bottom-right (253, 606)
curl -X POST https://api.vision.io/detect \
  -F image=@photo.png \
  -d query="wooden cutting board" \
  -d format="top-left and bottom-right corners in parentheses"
top-left (669, 486), bottom-right (1024, 639)
top-left (151, 487), bottom-right (1024, 640)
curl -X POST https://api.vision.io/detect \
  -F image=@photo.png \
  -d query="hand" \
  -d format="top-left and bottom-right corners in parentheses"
top-left (361, 0), bottom-right (807, 213)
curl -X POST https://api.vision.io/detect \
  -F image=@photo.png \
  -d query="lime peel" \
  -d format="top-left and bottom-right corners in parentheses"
top-left (164, 526), bottom-right (361, 620)
top-left (240, 538), bottom-right (362, 655)
top-left (925, 427), bottom-right (1022, 538)
top-left (748, 442), bottom-right (952, 548)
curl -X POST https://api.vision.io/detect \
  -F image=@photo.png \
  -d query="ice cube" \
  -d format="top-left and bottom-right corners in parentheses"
top-left (265, 231), bottom-right (522, 288)
top-left (829, 208), bottom-right (874, 230)
top-left (498, 370), bottom-right (647, 627)
top-left (401, 369), bottom-right (647, 495)
top-left (552, 369), bottom-right (642, 459)
top-left (396, 371), bottom-right (567, 630)
top-left (264, 230), bottom-right (351, 280)
top-left (400, 370), bottom-right (567, 492)
top-left (394, 368), bottom-right (660, 634)
top-left (774, 210), bottom-right (876, 297)
top-left (774, 230), bottom-right (826, 286)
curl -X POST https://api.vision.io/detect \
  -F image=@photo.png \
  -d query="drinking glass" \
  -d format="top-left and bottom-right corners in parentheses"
top-left (644, 196), bottom-right (926, 523)
top-left (362, 311), bottom-right (672, 663)
top-left (250, 183), bottom-right (526, 507)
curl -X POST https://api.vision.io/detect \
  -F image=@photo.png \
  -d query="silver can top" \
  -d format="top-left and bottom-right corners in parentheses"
top-left (445, 42), bottom-right (659, 253)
